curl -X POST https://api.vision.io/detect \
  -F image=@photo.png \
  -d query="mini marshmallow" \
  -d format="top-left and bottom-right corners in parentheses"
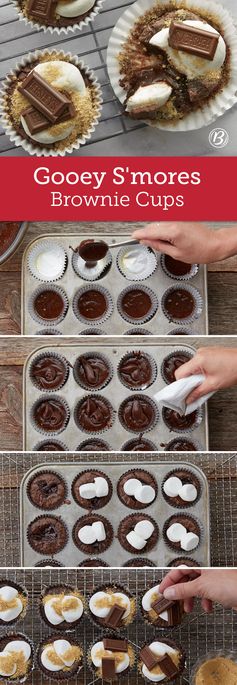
top-left (94, 477), bottom-right (109, 498)
top-left (126, 531), bottom-right (146, 550)
top-left (163, 477), bottom-right (182, 498)
top-left (78, 525), bottom-right (97, 545)
top-left (134, 520), bottom-right (154, 539)
top-left (89, 592), bottom-right (110, 618)
top-left (79, 483), bottom-right (97, 499)
top-left (166, 523), bottom-right (187, 543)
top-left (181, 532), bottom-right (199, 551)
top-left (5, 640), bottom-right (31, 661)
top-left (124, 478), bottom-right (141, 496)
top-left (41, 646), bottom-right (62, 672)
top-left (91, 521), bottom-right (106, 542)
top-left (126, 83), bottom-right (172, 112)
top-left (135, 484), bottom-right (155, 504)
top-left (179, 484), bottom-right (197, 502)
top-left (0, 587), bottom-right (18, 602)
top-left (0, 598), bottom-right (23, 622)
top-left (54, 639), bottom-right (75, 667)
top-left (61, 595), bottom-right (83, 623)
top-left (44, 598), bottom-right (64, 626)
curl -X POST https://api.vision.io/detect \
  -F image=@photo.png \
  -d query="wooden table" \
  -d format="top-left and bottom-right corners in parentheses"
top-left (1, 221), bottom-right (237, 335)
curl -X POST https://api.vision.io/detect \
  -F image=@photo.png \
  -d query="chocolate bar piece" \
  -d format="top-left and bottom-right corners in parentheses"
top-left (27, 0), bottom-right (56, 21)
top-left (158, 654), bottom-right (179, 677)
top-left (102, 657), bottom-right (116, 680)
top-left (105, 604), bottom-right (126, 628)
top-left (168, 602), bottom-right (182, 626)
top-left (103, 639), bottom-right (128, 652)
top-left (151, 597), bottom-right (175, 615)
top-left (18, 72), bottom-right (70, 124)
top-left (22, 101), bottom-right (75, 135)
top-left (168, 21), bottom-right (219, 60)
top-left (140, 646), bottom-right (160, 670)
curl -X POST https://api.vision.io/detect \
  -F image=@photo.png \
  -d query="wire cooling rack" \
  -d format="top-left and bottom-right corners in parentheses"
top-left (0, 568), bottom-right (237, 685)
top-left (1, 452), bottom-right (237, 567)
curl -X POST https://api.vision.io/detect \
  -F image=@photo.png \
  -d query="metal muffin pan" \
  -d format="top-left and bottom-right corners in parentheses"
top-left (20, 460), bottom-right (210, 567)
top-left (23, 343), bottom-right (209, 451)
top-left (21, 234), bottom-right (208, 335)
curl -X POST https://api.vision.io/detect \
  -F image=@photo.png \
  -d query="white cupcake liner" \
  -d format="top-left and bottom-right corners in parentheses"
top-left (124, 328), bottom-right (152, 335)
top-left (30, 394), bottom-right (70, 436)
top-left (73, 285), bottom-right (113, 325)
top-left (160, 347), bottom-right (193, 385)
top-left (161, 284), bottom-right (203, 325)
top-left (12, 0), bottom-right (104, 34)
top-left (117, 245), bottom-right (158, 282)
top-left (27, 240), bottom-right (67, 282)
top-left (80, 328), bottom-right (107, 335)
top-left (168, 327), bottom-right (193, 335)
top-left (162, 405), bottom-right (203, 434)
top-left (0, 49), bottom-right (102, 157)
top-left (72, 249), bottom-right (112, 281)
top-left (117, 285), bottom-right (158, 325)
top-left (29, 350), bottom-right (70, 392)
top-left (107, 0), bottom-right (237, 131)
top-left (73, 351), bottom-right (113, 391)
top-left (118, 351), bottom-right (157, 391)
top-left (29, 284), bottom-right (69, 327)
top-left (36, 328), bottom-right (62, 335)
top-left (118, 394), bottom-right (159, 434)
top-left (160, 254), bottom-right (198, 282)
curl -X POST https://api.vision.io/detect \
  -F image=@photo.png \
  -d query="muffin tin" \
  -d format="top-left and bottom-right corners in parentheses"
top-left (21, 234), bottom-right (208, 335)
top-left (20, 461), bottom-right (210, 567)
top-left (23, 343), bottom-right (209, 451)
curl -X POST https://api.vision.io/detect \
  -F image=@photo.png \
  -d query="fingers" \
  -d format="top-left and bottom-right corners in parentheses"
top-left (186, 379), bottom-right (216, 405)
top-left (175, 357), bottom-right (202, 380)
top-left (140, 239), bottom-right (177, 257)
top-left (183, 598), bottom-right (195, 613)
top-left (163, 578), bottom-right (201, 602)
top-left (132, 223), bottom-right (177, 244)
top-left (159, 569), bottom-right (198, 593)
top-left (201, 598), bottom-right (213, 613)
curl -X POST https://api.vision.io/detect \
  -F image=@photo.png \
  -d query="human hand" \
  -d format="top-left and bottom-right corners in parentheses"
top-left (159, 569), bottom-right (237, 614)
top-left (132, 222), bottom-right (222, 264)
top-left (175, 347), bottom-right (237, 405)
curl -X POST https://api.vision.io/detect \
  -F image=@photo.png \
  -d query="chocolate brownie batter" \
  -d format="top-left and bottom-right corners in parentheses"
top-left (75, 396), bottom-right (113, 432)
top-left (121, 288), bottom-right (152, 320)
top-left (163, 407), bottom-right (198, 431)
top-left (162, 351), bottom-right (192, 384)
top-left (163, 255), bottom-right (193, 277)
top-left (77, 289), bottom-right (108, 320)
top-left (33, 398), bottom-right (68, 432)
top-left (118, 352), bottom-right (153, 388)
top-left (79, 239), bottom-right (108, 263)
top-left (165, 438), bottom-right (197, 451)
top-left (72, 470), bottom-right (112, 509)
top-left (73, 514), bottom-right (113, 554)
top-left (164, 514), bottom-right (200, 552)
top-left (30, 354), bottom-right (68, 390)
top-left (123, 437), bottom-right (156, 451)
top-left (27, 515), bottom-right (68, 554)
top-left (74, 354), bottom-right (111, 389)
top-left (117, 469), bottom-right (157, 509)
top-left (0, 222), bottom-right (21, 256)
top-left (120, 396), bottom-right (156, 432)
top-left (118, 513), bottom-right (159, 554)
top-left (163, 288), bottom-right (195, 320)
top-left (33, 289), bottom-right (65, 321)
top-left (27, 470), bottom-right (66, 510)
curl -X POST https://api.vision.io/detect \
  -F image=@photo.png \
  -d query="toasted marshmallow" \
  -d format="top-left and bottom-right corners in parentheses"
top-left (181, 532), bottom-right (199, 551)
top-left (78, 525), bottom-right (97, 545)
top-left (126, 82), bottom-right (172, 113)
top-left (56, 0), bottom-right (95, 18)
top-left (166, 523), bottom-right (187, 542)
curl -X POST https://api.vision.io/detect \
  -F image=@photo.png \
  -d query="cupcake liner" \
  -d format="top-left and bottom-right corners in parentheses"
top-left (78, 559), bottom-right (109, 567)
top-left (80, 328), bottom-right (107, 335)
top-left (162, 406), bottom-right (203, 434)
top-left (122, 437), bottom-right (156, 451)
top-left (118, 513), bottom-right (159, 555)
top-left (107, 0), bottom-right (237, 132)
top-left (117, 468), bottom-right (158, 510)
top-left (87, 636), bottom-right (136, 682)
top-left (72, 248), bottom-right (112, 281)
top-left (87, 583), bottom-right (136, 631)
top-left (39, 584), bottom-right (85, 631)
top-left (72, 514), bottom-right (113, 555)
top-left (117, 285), bottom-right (158, 325)
top-left (12, 0), bottom-right (104, 35)
top-left (163, 512), bottom-right (202, 554)
top-left (118, 394), bottom-right (159, 434)
top-left (36, 328), bottom-right (62, 335)
top-left (27, 514), bottom-right (69, 556)
top-left (74, 395), bottom-right (115, 435)
top-left (124, 328), bottom-right (152, 335)
top-left (161, 467), bottom-right (201, 509)
top-left (34, 439), bottom-right (68, 451)
top-left (73, 352), bottom-right (113, 391)
top-left (73, 285), bottom-right (113, 325)
top-left (190, 650), bottom-right (237, 685)
top-left (29, 351), bottom-right (70, 393)
top-left (164, 436), bottom-right (202, 451)
top-left (117, 351), bottom-right (157, 391)
top-left (123, 558), bottom-right (156, 567)
top-left (0, 49), bottom-right (102, 157)
top-left (0, 632), bottom-right (34, 685)
top-left (26, 469), bottom-right (68, 511)
top-left (0, 580), bottom-right (28, 628)
top-left (160, 348), bottom-right (193, 385)
top-left (161, 284), bottom-right (203, 325)
top-left (34, 559), bottom-right (65, 567)
top-left (76, 438), bottom-right (111, 451)
top-left (71, 469), bottom-right (113, 509)
top-left (160, 254), bottom-right (199, 282)
top-left (138, 638), bottom-right (186, 683)
top-left (36, 634), bottom-right (83, 682)
top-left (29, 284), bottom-right (69, 327)
top-left (27, 240), bottom-right (67, 282)
top-left (168, 328), bottom-right (193, 335)
top-left (30, 394), bottom-right (70, 436)
top-left (168, 557), bottom-right (200, 567)
top-left (117, 245), bottom-right (158, 282)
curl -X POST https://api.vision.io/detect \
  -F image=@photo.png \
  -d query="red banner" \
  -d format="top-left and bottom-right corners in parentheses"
top-left (0, 156), bottom-right (234, 221)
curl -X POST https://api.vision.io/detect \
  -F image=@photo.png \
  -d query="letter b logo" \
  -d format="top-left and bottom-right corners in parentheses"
top-left (209, 128), bottom-right (229, 148)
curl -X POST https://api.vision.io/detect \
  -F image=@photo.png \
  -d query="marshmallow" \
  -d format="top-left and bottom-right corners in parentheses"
top-left (124, 478), bottom-right (141, 496)
top-left (56, 0), bottom-right (95, 18)
top-left (126, 531), bottom-right (146, 550)
top-left (135, 484), bottom-right (155, 504)
top-left (78, 525), bottom-right (97, 545)
top-left (41, 645), bottom-right (62, 672)
top-left (91, 642), bottom-right (129, 673)
top-left (44, 598), bottom-right (65, 626)
top-left (116, 654), bottom-right (130, 673)
top-left (163, 477), bottom-right (182, 498)
top-left (94, 476), bottom-right (109, 497)
top-left (134, 520), bottom-right (154, 539)
top-left (166, 523), bottom-right (187, 542)
top-left (5, 640), bottom-right (31, 662)
top-left (112, 593), bottom-right (130, 619)
top-left (179, 484), bottom-right (197, 502)
top-left (0, 586), bottom-right (23, 622)
top-left (181, 532), bottom-right (199, 551)
top-left (0, 587), bottom-right (18, 602)
top-left (142, 585), bottom-right (160, 612)
top-left (54, 639), bottom-right (75, 667)
top-left (142, 642), bottom-right (177, 682)
top-left (79, 483), bottom-right (97, 499)
top-left (0, 652), bottom-right (17, 677)
top-left (91, 521), bottom-right (106, 542)
top-left (61, 595), bottom-right (83, 623)
top-left (126, 83), bottom-right (172, 113)
top-left (89, 591), bottom-right (110, 618)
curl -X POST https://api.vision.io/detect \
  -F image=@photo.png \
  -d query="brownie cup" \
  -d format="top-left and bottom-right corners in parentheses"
top-left (35, 559), bottom-right (64, 567)
top-left (139, 638), bottom-right (185, 683)
top-left (75, 396), bottom-right (114, 433)
top-left (37, 634), bottom-right (83, 681)
top-left (32, 397), bottom-right (69, 434)
top-left (168, 558), bottom-right (200, 568)
top-left (36, 440), bottom-right (67, 451)
top-left (27, 515), bottom-right (68, 555)
top-left (118, 352), bottom-right (156, 390)
top-left (162, 287), bottom-right (195, 322)
top-left (123, 437), bottom-right (156, 451)
top-left (78, 559), bottom-right (109, 567)
top-left (74, 287), bottom-right (111, 322)
top-left (165, 438), bottom-right (198, 451)
top-left (161, 351), bottom-right (192, 384)
top-left (123, 559), bottom-right (155, 567)
top-left (32, 287), bottom-right (67, 323)
top-left (73, 514), bottom-right (113, 554)
top-left (88, 584), bottom-right (136, 629)
top-left (119, 396), bottom-right (157, 433)
top-left (72, 469), bottom-right (112, 510)
top-left (162, 469), bottom-right (200, 508)
top-left (89, 637), bottom-right (135, 681)
top-left (40, 585), bottom-right (84, 630)
top-left (117, 469), bottom-right (157, 510)
top-left (18, 0), bottom-right (99, 30)
top-left (74, 353), bottom-right (112, 390)
top-left (118, 513), bottom-right (158, 555)
top-left (27, 470), bottom-right (67, 510)
top-left (164, 514), bottom-right (201, 553)
top-left (141, 583), bottom-right (183, 628)
top-left (162, 255), bottom-right (195, 279)
top-left (162, 407), bottom-right (199, 432)
top-left (0, 633), bottom-right (33, 682)
top-left (118, 286), bottom-right (157, 323)
top-left (30, 353), bottom-right (69, 391)
top-left (76, 439), bottom-right (111, 452)
top-left (0, 581), bottom-right (28, 626)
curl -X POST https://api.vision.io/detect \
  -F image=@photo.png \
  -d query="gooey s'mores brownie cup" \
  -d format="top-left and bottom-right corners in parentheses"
top-left (141, 583), bottom-right (183, 628)
top-left (89, 637), bottom-right (135, 682)
top-left (1, 50), bottom-right (102, 155)
top-left (139, 639), bottom-right (185, 682)
top-left (88, 585), bottom-right (136, 630)
top-left (16, 0), bottom-right (102, 32)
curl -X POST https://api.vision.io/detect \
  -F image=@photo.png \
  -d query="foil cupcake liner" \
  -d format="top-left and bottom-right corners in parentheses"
top-left (118, 394), bottom-right (159, 434)
top-left (71, 468), bottom-right (113, 509)
top-left (36, 328), bottom-right (62, 335)
top-left (168, 557), bottom-right (200, 568)
top-left (123, 558), bottom-right (156, 567)
top-left (0, 632), bottom-right (34, 685)
top-left (74, 394), bottom-right (115, 435)
top-left (124, 328), bottom-right (152, 335)
top-left (162, 406), bottom-right (203, 434)
top-left (161, 284), bottom-right (203, 326)
top-left (117, 245), bottom-right (158, 282)
top-left (27, 240), bottom-right (68, 282)
top-left (138, 638), bottom-right (186, 683)
top-left (30, 394), bottom-right (70, 436)
top-left (72, 248), bottom-right (112, 281)
top-left (118, 513), bottom-right (159, 555)
top-left (76, 438), bottom-right (112, 451)
top-left (117, 285), bottom-right (158, 325)
top-left (73, 351), bottom-right (113, 391)
top-left (160, 348), bottom-right (193, 385)
top-left (0, 49), bottom-right (102, 157)
top-left (87, 635), bottom-right (136, 682)
top-left (29, 284), bottom-right (69, 327)
top-left (117, 351), bottom-right (157, 391)
top-left (163, 512), bottom-right (202, 554)
top-left (160, 254), bottom-right (199, 282)
top-left (168, 328), bottom-right (193, 335)
top-left (72, 513), bottom-right (113, 555)
top-left (87, 582), bottom-right (136, 631)
top-left (12, 0), bottom-right (104, 35)
top-left (26, 468), bottom-right (68, 511)
top-left (190, 650), bottom-right (237, 685)
top-left (73, 285), bottom-right (113, 325)
top-left (117, 467), bottom-right (158, 510)
top-left (27, 514), bottom-right (69, 556)
top-left (122, 437), bottom-right (156, 451)
top-left (34, 439), bottom-right (68, 451)
top-left (107, 0), bottom-right (237, 132)
top-left (0, 580), bottom-right (28, 628)
top-left (36, 634), bottom-right (84, 683)
top-left (39, 584), bottom-right (85, 631)
top-left (29, 351), bottom-right (70, 393)
top-left (164, 436), bottom-right (202, 452)
top-left (79, 328), bottom-right (107, 335)
top-left (161, 467), bottom-right (201, 509)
